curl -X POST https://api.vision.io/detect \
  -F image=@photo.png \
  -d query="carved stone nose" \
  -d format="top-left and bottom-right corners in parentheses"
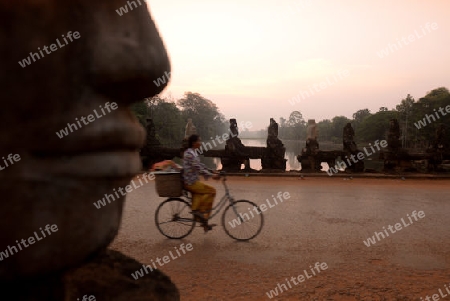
top-left (88, 10), bottom-right (171, 104)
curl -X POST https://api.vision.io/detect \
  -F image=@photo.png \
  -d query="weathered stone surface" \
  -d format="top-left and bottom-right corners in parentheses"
top-left (0, 250), bottom-right (179, 301)
top-left (0, 0), bottom-right (174, 297)
top-left (65, 249), bottom-right (179, 301)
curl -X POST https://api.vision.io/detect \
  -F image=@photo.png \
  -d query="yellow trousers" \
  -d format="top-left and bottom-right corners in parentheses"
top-left (184, 181), bottom-right (216, 218)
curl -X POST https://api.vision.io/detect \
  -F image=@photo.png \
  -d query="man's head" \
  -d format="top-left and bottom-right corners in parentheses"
top-left (0, 0), bottom-right (170, 280)
top-left (188, 134), bottom-right (201, 149)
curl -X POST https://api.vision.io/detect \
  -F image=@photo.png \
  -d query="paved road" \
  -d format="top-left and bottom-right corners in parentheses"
top-left (111, 176), bottom-right (450, 300)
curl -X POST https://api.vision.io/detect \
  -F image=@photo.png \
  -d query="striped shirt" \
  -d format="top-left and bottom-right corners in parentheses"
top-left (183, 148), bottom-right (213, 185)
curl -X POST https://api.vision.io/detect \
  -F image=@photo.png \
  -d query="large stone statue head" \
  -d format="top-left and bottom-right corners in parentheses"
top-left (0, 0), bottom-right (170, 281)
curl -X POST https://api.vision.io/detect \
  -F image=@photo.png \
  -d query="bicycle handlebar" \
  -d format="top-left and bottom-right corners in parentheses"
top-left (208, 170), bottom-right (227, 181)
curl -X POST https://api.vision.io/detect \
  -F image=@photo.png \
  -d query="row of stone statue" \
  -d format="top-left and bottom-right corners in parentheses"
top-left (305, 118), bottom-right (447, 154)
top-left (142, 117), bottom-right (448, 173)
top-left (184, 118), bottom-right (287, 171)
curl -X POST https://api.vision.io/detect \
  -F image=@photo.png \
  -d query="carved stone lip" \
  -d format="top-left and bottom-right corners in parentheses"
top-left (21, 123), bottom-right (146, 178)
top-left (2, 108), bottom-right (148, 178)
top-left (48, 109), bottom-right (147, 154)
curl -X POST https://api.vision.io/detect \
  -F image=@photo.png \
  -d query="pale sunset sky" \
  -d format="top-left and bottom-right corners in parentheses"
top-left (147, 0), bottom-right (449, 130)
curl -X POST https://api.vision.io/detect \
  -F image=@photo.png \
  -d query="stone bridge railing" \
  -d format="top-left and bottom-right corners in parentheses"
top-left (205, 145), bottom-right (288, 172)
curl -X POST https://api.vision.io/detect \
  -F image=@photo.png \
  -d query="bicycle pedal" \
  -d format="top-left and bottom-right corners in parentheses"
top-left (191, 211), bottom-right (207, 222)
top-left (193, 216), bottom-right (203, 222)
top-left (203, 223), bottom-right (217, 233)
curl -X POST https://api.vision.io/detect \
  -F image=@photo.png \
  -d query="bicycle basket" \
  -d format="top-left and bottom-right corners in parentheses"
top-left (154, 171), bottom-right (183, 197)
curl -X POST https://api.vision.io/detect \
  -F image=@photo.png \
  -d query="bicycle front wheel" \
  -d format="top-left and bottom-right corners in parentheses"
top-left (155, 198), bottom-right (195, 239)
top-left (222, 200), bottom-right (264, 241)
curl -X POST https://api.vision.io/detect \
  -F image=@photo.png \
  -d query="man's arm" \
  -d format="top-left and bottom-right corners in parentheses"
top-left (186, 151), bottom-right (213, 176)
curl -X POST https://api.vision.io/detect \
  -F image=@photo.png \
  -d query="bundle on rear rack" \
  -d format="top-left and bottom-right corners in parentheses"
top-left (154, 171), bottom-right (183, 197)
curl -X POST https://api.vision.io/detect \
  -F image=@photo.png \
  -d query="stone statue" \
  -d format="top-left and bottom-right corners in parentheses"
top-left (343, 123), bottom-right (357, 152)
top-left (230, 118), bottom-right (239, 137)
top-left (387, 118), bottom-right (401, 151)
top-left (434, 123), bottom-right (446, 150)
top-left (268, 118), bottom-right (278, 138)
top-left (1, 1), bottom-right (178, 300)
top-left (342, 122), bottom-right (364, 172)
top-left (262, 118), bottom-right (286, 170)
top-left (226, 120), bottom-right (247, 154)
top-left (223, 119), bottom-right (249, 170)
top-left (141, 117), bottom-right (182, 168)
top-left (147, 118), bottom-right (161, 146)
top-left (181, 118), bottom-right (197, 150)
top-left (306, 119), bottom-right (318, 141)
top-left (299, 119), bottom-right (321, 171)
top-left (184, 118), bottom-right (197, 138)
top-left (305, 119), bottom-right (319, 155)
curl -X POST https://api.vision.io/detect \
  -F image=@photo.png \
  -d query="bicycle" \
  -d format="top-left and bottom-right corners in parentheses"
top-left (155, 172), bottom-right (264, 241)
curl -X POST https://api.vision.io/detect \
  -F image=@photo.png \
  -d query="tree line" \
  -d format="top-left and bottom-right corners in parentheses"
top-left (132, 87), bottom-right (449, 149)
top-left (246, 87), bottom-right (449, 148)
top-left (131, 92), bottom-right (227, 147)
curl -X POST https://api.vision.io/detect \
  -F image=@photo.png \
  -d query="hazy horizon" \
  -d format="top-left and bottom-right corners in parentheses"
top-left (147, 0), bottom-right (449, 130)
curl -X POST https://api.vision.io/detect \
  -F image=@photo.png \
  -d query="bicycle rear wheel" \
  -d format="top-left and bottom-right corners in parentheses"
top-left (155, 198), bottom-right (195, 239)
top-left (222, 200), bottom-right (264, 241)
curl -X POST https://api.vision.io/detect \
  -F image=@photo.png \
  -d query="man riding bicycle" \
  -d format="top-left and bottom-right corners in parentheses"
top-left (183, 134), bottom-right (220, 232)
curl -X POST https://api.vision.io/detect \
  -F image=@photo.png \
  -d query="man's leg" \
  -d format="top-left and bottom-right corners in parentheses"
top-left (199, 188), bottom-right (216, 219)
top-left (184, 181), bottom-right (216, 220)
top-left (184, 184), bottom-right (202, 222)
top-left (190, 193), bottom-right (201, 211)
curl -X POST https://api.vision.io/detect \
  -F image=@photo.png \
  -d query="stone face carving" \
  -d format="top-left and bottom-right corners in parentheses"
top-left (1, 0), bottom-right (177, 299)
